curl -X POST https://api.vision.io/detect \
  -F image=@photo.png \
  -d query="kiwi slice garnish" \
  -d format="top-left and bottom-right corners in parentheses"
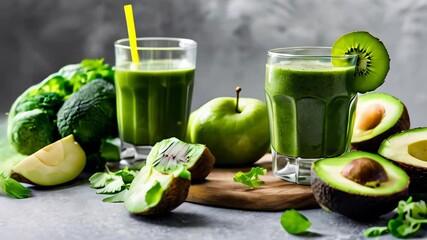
top-left (332, 31), bottom-right (390, 93)
top-left (146, 137), bottom-right (215, 182)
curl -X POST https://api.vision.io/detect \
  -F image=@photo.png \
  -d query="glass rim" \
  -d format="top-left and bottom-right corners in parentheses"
top-left (268, 46), bottom-right (357, 59)
top-left (114, 37), bottom-right (197, 51)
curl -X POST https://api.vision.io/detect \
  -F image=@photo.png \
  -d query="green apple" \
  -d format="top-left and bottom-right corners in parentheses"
top-left (187, 88), bottom-right (270, 166)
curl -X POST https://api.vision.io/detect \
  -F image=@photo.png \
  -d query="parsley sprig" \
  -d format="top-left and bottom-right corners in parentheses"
top-left (89, 167), bottom-right (137, 203)
top-left (233, 166), bottom-right (267, 188)
top-left (0, 173), bottom-right (31, 199)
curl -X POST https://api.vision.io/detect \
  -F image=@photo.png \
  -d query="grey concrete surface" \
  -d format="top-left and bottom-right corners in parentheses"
top-left (1, 176), bottom-right (419, 240)
top-left (2, 0), bottom-right (427, 127)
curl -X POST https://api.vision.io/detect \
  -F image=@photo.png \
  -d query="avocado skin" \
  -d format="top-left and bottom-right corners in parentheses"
top-left (133, 177), bottom-right (190, 216)
top-left (311, 169), bottom-right (409, 220)
top-left (385, 160), bottom-right (427, 192)
top-left (351, 106), bottom-right (410, 153)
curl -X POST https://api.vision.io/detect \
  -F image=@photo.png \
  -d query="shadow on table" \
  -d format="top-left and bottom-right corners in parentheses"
top-left (130, 211), bottom-right (211, 228)
top-left (27, 173), bottom-right (90, 191)
top-left (295, 231), bottom-right (323, 238)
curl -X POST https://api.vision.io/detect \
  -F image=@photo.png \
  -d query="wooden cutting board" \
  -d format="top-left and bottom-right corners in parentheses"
top-left (187, 154), bottom-right (319, 211)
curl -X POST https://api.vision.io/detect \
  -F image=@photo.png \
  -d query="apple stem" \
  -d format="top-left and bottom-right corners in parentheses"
top-left (235, 86), bottom-right (241, 113)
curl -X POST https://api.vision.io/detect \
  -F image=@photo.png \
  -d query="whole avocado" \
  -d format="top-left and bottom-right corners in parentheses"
top-left (57, 79), bottom-right (117, 157)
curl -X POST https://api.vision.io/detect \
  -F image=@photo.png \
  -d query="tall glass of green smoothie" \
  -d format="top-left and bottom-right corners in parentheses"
top-left (114, 38), bottom-right (197, 167)
top-left (265, 47), bottom-right (357, 185)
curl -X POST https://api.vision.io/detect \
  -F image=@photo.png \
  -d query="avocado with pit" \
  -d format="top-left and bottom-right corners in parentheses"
top-left (351, 92), bottom-right (410, 153)
top-left (378, 128), bottom-right (427, 191)
top-left (311, 151), bottom-right (409, 220)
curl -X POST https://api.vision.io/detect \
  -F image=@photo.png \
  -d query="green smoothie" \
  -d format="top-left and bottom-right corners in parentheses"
top-left (265, 60), bottom-right (356, 158)
top-left (115, 60), bottom-right (195, 145)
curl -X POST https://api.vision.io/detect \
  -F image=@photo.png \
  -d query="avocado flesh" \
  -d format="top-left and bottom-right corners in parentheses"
top-left (311, 151), bottom-right (409, 220)
top-left (379, 128), bottom-right (427, 190)
top-left (11, 135), bottom-right (86, 186)
top-left (351, 92), bottom-right (410, 153)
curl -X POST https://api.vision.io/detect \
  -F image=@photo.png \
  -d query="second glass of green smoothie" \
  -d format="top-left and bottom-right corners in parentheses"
top-left (265, 47), bottom-right (357, 185)
top-left (114, 38), bottom-right (197, 167)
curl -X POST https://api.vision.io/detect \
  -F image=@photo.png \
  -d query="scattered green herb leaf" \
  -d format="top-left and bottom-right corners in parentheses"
top-left (233, 166), bottom-right (266, 188)
top-left (89, 172), bottom-right (111, 188)
top-left (96, 175), bottom-right (125, 194)
top-left (0, 173), bottom-right (31, 199)
top-left (280, 209), bottom-right (311, 235)
top-left (364, 197), bottom-right (427, 238)
top-left (89, 167), bottom-right (137, 203)
top-left (364, 226), bottom-right (389, 237)
top-left (102, 189), bottom-right (129, 203)
top-left (389, 197), bottom-right (427, 238)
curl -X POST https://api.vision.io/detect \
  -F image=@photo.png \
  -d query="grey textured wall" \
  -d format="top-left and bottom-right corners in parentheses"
top-left (2, 0), bottom-right (427, 127)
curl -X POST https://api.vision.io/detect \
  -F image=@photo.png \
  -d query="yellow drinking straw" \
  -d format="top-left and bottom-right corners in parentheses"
top-left (124, 4), bottom-right (140, 63)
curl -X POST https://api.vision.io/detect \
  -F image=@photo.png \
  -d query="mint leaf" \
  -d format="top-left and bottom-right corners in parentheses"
top-left (280, 209), bottom-right (311, 235)
top-left (102, 189), bottom-right (129, 203)
top-left (233, 167), bottom-right (267, 188)
top-left (364, 226), bottom-right (389, 237)
top-left (0, 174), bottom-right (31, 199)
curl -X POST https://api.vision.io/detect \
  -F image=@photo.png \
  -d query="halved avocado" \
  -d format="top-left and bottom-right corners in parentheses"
top-left (311, 151), bottom-right (409, 220)
top-left (124, 165), bottom-right (191, 215)
top-left (351, 92), bottom-right (410, 153)
top-left (10, 135), bottom-right (86, 186)
top-left (378, 128), bottom-right (427, 190)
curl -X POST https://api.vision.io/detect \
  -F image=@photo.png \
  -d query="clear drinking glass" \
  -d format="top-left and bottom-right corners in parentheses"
top-left (114, 37), bottom-right (197, 168)
top-left (265, 47), bottom-right (357, 185)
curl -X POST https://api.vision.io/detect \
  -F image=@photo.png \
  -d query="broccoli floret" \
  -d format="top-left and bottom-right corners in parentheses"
top-left (15, 92), bottom-right (64, 120)
top-left (8, 109), bottom-right (58, 155)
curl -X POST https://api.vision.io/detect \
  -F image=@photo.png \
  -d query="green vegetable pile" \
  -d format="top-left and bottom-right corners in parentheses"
top-left (7, 59), bottom-right (117, 171)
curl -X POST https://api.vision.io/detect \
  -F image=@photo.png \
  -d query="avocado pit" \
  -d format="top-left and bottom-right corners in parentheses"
top-left (341, 157), bottom-right (388, 188)
top-left (356, 104), bottom-right (385, 131)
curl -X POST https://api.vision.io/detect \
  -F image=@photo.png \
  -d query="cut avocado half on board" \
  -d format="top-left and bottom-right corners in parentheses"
top-left (332, 31), bottom-right (390, 93)
top-left (379, 128), bottom-right (427, 191)
top-left (351, 92), bottom-right (410, 153)
top-left (311, 151), bottom-right (409, 220)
